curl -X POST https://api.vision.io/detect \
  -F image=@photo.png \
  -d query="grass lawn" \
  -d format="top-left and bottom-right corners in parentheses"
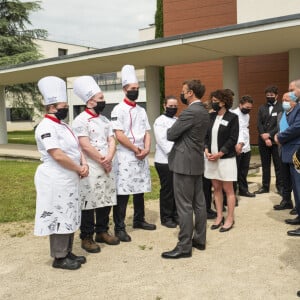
top-left (0, 160), bottom-right (160, 223)
top-left (8, 130), bottom-right (36, 145)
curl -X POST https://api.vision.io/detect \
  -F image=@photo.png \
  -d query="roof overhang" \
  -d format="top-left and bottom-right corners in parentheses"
top-left (1, 14), bottom-right (300, 85)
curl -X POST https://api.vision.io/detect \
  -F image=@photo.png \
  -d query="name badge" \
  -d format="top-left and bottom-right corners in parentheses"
top-left (221, 119), bottom-right (229, 126)
top-left (272, 112), bottom-right (277, 116)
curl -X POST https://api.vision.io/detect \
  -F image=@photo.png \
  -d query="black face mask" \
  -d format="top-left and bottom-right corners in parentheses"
top-left (241, 108), bottom-right (251, 114)
top-left (93, 101), bottom-right (106, 114)
top-left (180, 93), bottom-right (188, 105)
top-left (165, 107), bottom-right (177, 118)
top-left (54, 108), bottom-right (68, 120)
top-left (211, 102), bottom-right (221, 112)
top-left (126, 90), bottom-right (139, 101)
top-left (266, 97), bottom-right (276, 106)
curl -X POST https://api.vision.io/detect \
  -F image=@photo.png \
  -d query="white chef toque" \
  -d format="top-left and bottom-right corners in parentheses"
top-left (38, 76), bottom-right (67, 105)
top-left (121, 65), bottom-right (138, 87)
top-left (73, 76), bottom-right (101, 103)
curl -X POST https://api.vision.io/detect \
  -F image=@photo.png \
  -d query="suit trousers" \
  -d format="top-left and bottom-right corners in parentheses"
top-left (203, 176), bottom-right (213, 210)
top-left (258, 139), bottom-right (282, 191)
top-left (236, 151), bottom-right (251, 193)
top-left (281, 160), bottom-right (292, 202)
top-left (80, 206), bottom-right (112, 239)
top-left (155, 162), bottom-right (178, 223)
top-left (49, 233), bottom-right (74, 258)
top-left (173, 173), bottom-right (207, 252)
top-left (290, 165), bottom-right (300, 215)
top-left (113, 193), bottom-right (145, 232)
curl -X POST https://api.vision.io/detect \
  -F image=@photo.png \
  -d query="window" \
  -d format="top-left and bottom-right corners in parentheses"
top-left (9, 108), bottom-right (33, 121)
top-left (58, 48), bottom-right (68, 56)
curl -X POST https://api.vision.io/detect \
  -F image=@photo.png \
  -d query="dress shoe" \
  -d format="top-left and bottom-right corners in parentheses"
top-left (219, 221), bottom-right (235, 232)
top-left (81, 235), bottom-right (101, 253)
top-left (207, 209), bottom-right (217, 219)
top-left (285, 216), bottom-right (300, 225)
top-left (192, 239), bottom-right (206, 251)
top-left (297, 290), bottom-right (300, 297)
top-left (115, 230), bottom-right (131, 242)
top-left (210, 217), bottom-right (225, 230)
top-left (287, 227), bottom-right (300, 236)
top-left (133, 221), bottom-right (156, 230)
top-left (161, 220), bottom-right (177, 228)
top-left (95, 232), bottom-right (120, 245)
top-left (254, 187), bottom-right (269, 194)
top-left (52, 257), bottom-right (81, 270)
top-left (239, 191), bottom-right (256, 198)
top-left (273, 200), bottom-right (293, 210)
top-left (67, 252), bottom-right (86, 264)
top-left (290, 208), bottom-right (297, 215)
top-left (161, 247), bottom-right (192, 259)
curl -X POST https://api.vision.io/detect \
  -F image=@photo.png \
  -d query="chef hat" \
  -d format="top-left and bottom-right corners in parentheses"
top-left (38, 76), bottom-right (67, 105)
top-left (73, 76), bottom-right (101, 103)
top-left (121, 64), bottom-right (138, 87)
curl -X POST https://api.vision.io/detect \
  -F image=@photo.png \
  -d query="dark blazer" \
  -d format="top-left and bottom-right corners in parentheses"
top-left (205, 110), bottom-right (239, 158)
top-left (257, 101), bottom-right (282, 142)
top-left (167, 101), bottom-right (209, 175)
top-left (277, 104), bottom-right (300, 163)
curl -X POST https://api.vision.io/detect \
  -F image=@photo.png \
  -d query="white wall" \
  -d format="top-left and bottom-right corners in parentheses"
top-left (237, 0), bottom-right (300, 23)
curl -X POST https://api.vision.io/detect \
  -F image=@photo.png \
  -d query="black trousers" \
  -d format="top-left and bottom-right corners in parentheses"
top-left (155, 162), bottom-right (178, 223)
top-left (280, 160), bottom-right (292, 202)
top-left (236, 151), bottom-right (251, 193)
top-left (80, 206), bottom-right (111, 240)
top-left (49, 233), bottom-right (74, 258)
top-left (258, 139), bottom-right (282, 191)
top-left (113, 193), bottom-right (145, 232)
top-left (203, 176), bottom-right (213, 210)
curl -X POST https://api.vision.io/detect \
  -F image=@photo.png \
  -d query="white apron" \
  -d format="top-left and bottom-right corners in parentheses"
top-left (111, 100), bottom-right (151, 195)
top-left (72, 111), bottom-right (116, 209)
top-left (34, 117), bottom-right (81, 236)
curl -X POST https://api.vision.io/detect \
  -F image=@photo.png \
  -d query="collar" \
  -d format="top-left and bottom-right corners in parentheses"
top-left (124, 98), bottom-right (136, 107)
top-left (85, 108), bottom-right (99, 118)
top-left (189, 99), bottom-right (201, 106)
top-left (45, 114), bottom-right (61, 124)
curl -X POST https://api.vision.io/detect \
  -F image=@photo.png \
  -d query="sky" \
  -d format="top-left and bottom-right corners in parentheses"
top-left (26, 0), bottom-right (157, 48)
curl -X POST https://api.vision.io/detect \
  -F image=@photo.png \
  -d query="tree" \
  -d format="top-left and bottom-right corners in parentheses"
top-left (0, 0), bottom-right (47, 116)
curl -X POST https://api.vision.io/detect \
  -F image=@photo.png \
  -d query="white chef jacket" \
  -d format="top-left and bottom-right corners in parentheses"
top-left (231, 107), bottom-right (251, 153)
top-left (72, 109), bottom-right (116, 209)
top-left (34, 116), bottom-right (81, 236)
top-left (154, 114), bottom-right (177, 164)
top-left (111, 99), bottom-right (151, 195)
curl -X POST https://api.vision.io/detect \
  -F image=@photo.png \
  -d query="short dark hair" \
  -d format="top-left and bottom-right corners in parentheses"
top-left (211, 89), bottom-right (234, 109)
top-left (240, 95), bottom-right (254, 104)
top-left (264, 85), bottom-right (278, 95)
top-left (164, 95), bottom-right (177, 105)
top-left (183, 79), bottom-right (205, 99)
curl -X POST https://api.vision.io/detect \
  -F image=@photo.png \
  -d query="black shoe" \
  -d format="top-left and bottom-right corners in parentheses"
top-left (273, 200), bottom-right (293, 210)
top-left (290, 208), bottom-right (297, 215)
top-left (52, 257), bottom-right (81, 270)
top-left (161, 220), bottom-right (177, 228)
top-left (254, 187), bottom-right (269, 194)
top-left (239, 191), bottom-right (256, 198)
top-left (210, 217), bottom-right (224, 230)
top-left (285, 216), bottom-right (300, 225)
top-left (67, 252), bottom-right (86, 264)
top-left (287, 227), bottom-right (300, 236)
top-left (133, 221), bottom-right (156, 230)
top-left (115, 230), bottom-right (131, 242)
top-left (192, 239), bottom-right (206, 251)
top-left (219, 221), bottom-right (235, 232)
top-left (207, 209), bottom-right (217, 219)
top-left (161, 247), bottom-right (192, 259)
top-left (297, 290), bottom-right (300, 297)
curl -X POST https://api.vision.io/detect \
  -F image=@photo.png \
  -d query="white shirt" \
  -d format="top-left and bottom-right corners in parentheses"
top-left (231, 107), bottom-right (251, 153)
top-left (154, 114), bottom-right (177, 164)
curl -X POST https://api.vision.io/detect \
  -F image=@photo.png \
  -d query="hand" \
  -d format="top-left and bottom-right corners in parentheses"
top-left (235, 144), bottom-right (243, 155)
top-left (79, 164), bottom-right (89, 178)
top-left (274, 134), bottom-right (279, 145)
top-left (99, 156), bottom-right (112, 173)
top-left (207, 152), bottom-right (223, 161)
top-left (135, 148), bottom-right (149, 160)
top-left (265, 139), bottom-right (272, 147)
top-left (261, 133), bottom-right (270, 141)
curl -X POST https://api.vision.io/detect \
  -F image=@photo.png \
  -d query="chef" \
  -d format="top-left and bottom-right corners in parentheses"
top-left (34, 76), bottom-right (89, 270)
top-left (72, 76), bottom-right (119, 254)
top-left (111, 64), bottom-right (156, 242)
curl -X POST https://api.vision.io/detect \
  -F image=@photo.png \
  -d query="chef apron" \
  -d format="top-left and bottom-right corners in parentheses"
top-left (72, 110), bottom-right (116, 210)
top-left (34, 116), bottom-right (81, 236)
top-left (111, 100), bottom-right (151, 195)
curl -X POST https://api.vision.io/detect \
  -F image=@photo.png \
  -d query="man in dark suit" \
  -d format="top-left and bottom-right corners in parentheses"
top-left (255, 85), bottom-right (283, 194)
top-left (161, 79), bottom-right (209, 259)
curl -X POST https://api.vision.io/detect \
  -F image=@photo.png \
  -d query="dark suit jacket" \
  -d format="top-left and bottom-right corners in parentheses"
top-left (257, 101), bottom-right (282, 142)
top-left (277, 104), bottom-right (300, 163)
top-left (205, 110), bottom-right (239, 158)
top-left (167, 101), bottom-right (209, 175)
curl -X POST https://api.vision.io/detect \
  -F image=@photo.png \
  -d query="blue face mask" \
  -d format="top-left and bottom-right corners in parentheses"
top-left (289, 92), bottom-right (298, 102)
top-left (282, 101), bottom-right (291, 112)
